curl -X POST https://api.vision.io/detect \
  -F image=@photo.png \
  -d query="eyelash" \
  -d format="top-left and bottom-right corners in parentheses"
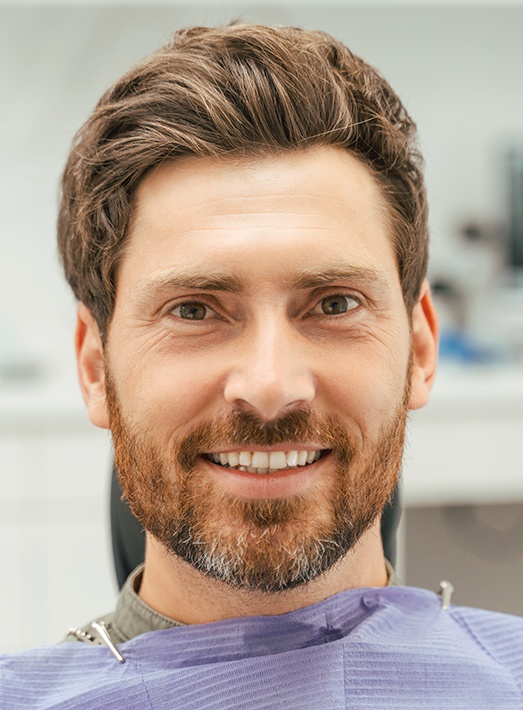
top-left (168, 301), bottom-right (219, 321)
top-left (167, 292), bottom-right (362, 322)
top-left (308, 293), bottom-right (361, 317)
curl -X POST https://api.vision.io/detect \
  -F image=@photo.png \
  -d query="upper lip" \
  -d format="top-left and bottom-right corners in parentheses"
top-left (203, 445), bottom-right (326, 454)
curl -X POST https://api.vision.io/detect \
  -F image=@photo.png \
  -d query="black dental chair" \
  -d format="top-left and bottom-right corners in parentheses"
top-left (110, 465), bottom-right (402, 590)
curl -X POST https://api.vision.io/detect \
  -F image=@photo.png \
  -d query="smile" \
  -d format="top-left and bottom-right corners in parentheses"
top-left (204, 449), bottom-right (325, 475)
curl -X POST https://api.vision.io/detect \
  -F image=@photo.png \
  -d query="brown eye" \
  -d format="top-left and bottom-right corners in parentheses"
top-left (178, 302), bottom-right (208, 320)
top-left (320, 295), bottom-right (352, 315)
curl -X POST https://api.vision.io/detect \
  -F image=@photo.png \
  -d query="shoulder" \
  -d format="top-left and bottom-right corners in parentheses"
top-left (449, 605), bottom-right (523, 681)
top-left (0, 642), bottom-right (137, 709)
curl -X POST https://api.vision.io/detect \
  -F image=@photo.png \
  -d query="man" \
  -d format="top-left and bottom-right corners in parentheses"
top-left (2, 23), bottom-right (522, 709)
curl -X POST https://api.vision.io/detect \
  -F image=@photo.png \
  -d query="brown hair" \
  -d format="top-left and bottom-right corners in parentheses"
top-left (58, 23), bottom-right (428, 336)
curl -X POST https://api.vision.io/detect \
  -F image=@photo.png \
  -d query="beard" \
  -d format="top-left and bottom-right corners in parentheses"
top-left (107, 370), bottom-right (410, 594)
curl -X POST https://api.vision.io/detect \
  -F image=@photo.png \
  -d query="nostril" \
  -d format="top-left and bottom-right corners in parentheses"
top-left (223, 355), bottom-right (315, 420)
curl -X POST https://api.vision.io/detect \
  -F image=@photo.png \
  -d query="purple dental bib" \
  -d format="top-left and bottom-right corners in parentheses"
top-left (2, 586), bottom-right (523, 709)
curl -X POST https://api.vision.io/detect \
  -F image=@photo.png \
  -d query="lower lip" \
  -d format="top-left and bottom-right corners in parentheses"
top-left (202, 454), bottom-right (330, 500)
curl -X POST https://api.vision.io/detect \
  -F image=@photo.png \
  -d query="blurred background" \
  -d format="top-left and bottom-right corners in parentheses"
top-left (1, 0), bottom-right (522, 653)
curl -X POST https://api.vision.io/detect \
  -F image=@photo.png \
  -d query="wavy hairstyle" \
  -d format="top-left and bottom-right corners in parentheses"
top-left (58, 23), bottom-right (428, 337)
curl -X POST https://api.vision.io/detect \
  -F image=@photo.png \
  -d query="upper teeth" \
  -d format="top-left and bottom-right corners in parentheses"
top-left (208, 449), bottom-right (321, 474)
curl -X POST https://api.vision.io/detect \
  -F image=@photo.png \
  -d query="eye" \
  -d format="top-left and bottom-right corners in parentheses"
top-left (313, 294), bottom-right (359, 316)
top-left (170, 301), bottom-right (215, 321)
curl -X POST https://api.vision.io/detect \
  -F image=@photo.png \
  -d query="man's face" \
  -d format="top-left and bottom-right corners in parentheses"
top-left (79, 148), bottom-right (435, 592)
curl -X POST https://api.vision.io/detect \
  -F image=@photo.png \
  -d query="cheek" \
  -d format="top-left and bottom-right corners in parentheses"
top-left (319, 339), bottom-right (411, 438)
top-left (115, 352), bottom-right (226, 437)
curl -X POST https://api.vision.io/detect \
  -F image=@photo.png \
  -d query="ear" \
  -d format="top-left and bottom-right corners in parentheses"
top-left (75, 303), bottom-right (110, 429)
top-left (408, 280), bottom-right (439, 411)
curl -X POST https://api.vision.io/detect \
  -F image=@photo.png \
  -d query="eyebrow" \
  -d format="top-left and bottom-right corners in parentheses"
top-left (133, 263), bottom-right (390, 308)
top-left (287, 265), bottom-right (388, 291)
top-left (133, 269), bottom-right (244, 309)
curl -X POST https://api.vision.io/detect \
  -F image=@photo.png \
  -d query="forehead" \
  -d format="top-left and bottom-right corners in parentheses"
top-left (120, 147), bottom-right (399, 295)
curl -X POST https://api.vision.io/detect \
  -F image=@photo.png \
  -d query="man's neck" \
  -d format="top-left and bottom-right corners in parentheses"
top-left (138, 523), bottom-right (389, 625)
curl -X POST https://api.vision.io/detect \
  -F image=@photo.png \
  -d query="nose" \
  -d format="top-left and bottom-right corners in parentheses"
top-left (223, 315), bottom-right (316, 421)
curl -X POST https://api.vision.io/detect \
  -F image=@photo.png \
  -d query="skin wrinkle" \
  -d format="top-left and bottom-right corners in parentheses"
top-left (132, 267), bottom-right (398, 350)
top-left (128, 313), bottom-right (401, 365)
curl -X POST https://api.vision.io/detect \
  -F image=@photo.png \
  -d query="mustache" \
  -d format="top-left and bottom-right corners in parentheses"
top-left (177, 407), bottom-right (355, 472)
